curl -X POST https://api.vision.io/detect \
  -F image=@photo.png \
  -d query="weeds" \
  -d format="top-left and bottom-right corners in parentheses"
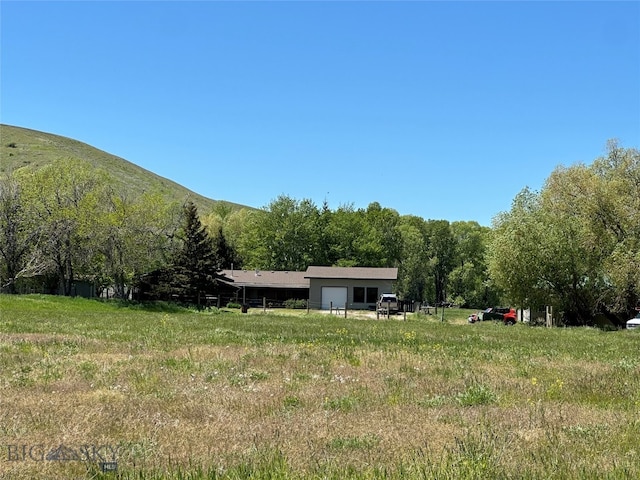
top-left (456, 383), bottom-right (497, 407)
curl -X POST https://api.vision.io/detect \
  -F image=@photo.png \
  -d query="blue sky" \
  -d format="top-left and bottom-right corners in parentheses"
top-left (2, 1), bottom-right (638, 226)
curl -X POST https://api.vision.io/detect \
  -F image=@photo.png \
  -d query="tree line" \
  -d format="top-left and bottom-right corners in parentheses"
top-left (1, 141), bottom-right (638, 325)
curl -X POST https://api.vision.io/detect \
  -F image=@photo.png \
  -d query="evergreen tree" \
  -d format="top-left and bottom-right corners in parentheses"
top-left (213, 225), bottom-right (241, 269)
top-left (172, 201), bottom-right (221, 306)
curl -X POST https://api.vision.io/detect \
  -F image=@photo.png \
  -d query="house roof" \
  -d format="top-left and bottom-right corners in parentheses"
top-left (219, 266), bottom-right (398, 289)
top-left (305, 266), bottom-right (398, 280)
top-left (220, 269), bottom-right (309, 289)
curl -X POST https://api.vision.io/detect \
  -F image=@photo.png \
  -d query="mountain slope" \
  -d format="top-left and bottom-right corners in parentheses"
top-left (0, 124), bottom-right (244, 213)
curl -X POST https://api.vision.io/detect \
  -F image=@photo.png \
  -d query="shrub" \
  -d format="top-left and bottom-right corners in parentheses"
top-left (283, 298), bottom-right (307, 309)
top-left (226, 302), bottom-right (242, 309)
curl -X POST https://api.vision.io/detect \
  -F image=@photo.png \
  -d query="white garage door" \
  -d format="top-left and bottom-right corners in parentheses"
top-left (321, 286), bottom-right (347, 310)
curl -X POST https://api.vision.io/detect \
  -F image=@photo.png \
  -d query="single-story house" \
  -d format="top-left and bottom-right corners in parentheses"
top-left (219, 266), bottom-right (398, 310)
top-left (218, 269), bottom-right (309, 307)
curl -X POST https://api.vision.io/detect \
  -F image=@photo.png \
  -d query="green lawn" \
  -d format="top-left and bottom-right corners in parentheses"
top-left (1, 294), bottom-right (638, 479)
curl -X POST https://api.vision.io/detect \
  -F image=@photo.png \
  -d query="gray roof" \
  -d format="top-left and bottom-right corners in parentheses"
top-left (219, 267), bottom-right (398, 288)
top-left (305, 266), bottom-right (398, 280)
top-left (220, 269), bottom-right (309, 288)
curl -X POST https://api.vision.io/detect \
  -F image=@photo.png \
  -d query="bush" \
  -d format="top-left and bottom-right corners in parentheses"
top-left (283, 298), bottom-right (307, 309)
top-left (226, 302), bottom-right (242, 309)
top-left (452, 295), bottom-right (468, 309)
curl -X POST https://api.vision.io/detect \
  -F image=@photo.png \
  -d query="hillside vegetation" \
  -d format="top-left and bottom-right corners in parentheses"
top-left (0, 124), bottom-right (244, 213)
top-left (1, 295), bottom-right (639, 479)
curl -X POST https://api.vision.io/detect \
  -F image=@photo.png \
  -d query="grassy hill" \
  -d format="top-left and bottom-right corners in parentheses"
top-left (0, 124), bottom-right (247, 214)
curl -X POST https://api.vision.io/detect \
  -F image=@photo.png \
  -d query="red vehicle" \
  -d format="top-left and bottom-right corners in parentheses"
top-left (469, 307), bottom-right (517, 325)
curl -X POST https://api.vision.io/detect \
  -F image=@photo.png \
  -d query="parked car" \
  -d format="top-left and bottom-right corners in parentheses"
top-left (627, 312), bottom-right (640, 329)
top-left (377, 293), bottom-right (399, 314)
top-left (469, 307), bottom-right (517, 325)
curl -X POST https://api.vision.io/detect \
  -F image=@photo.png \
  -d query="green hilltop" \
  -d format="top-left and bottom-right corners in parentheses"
top-left (0, 124), bottom-right (245, 214)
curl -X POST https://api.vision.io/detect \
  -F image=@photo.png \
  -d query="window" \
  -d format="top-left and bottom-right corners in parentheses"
top-left (354, 287), bottom-right (378, 303)
top-left (366, 287), bottom-right (378, 303)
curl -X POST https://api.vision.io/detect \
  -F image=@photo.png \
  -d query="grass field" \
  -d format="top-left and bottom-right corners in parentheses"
top-left (1, 295), bottom-right (639, 479)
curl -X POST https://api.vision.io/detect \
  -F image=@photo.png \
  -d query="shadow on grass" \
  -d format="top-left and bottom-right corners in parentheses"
top-left (98, 299), bottom-right (193, 313)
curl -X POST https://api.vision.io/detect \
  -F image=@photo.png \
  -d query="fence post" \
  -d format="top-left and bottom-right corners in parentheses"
top-left (344, 302), bottom-right (347, 318)
top-left (330, 301), bottom-right (333, 315)
top-left (263, 297), bottom-right (266, 313)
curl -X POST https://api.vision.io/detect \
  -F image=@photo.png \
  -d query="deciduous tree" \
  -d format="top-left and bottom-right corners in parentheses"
top-left (19, 158), bottom-right (105, 295)
top-left (238, 195), bottom-right (323, 271)
top-left (94, 189), bottom-right (179, 298)
top-left (0, 172), bottom-right (48, 292)
top-left (425, 220), bottom-right (455, 305)
top-left (488, 142), bottom-right (640, 325)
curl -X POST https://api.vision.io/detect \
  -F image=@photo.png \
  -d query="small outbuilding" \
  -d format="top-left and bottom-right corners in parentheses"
top-left (305, 266), bottom-right (398, 310)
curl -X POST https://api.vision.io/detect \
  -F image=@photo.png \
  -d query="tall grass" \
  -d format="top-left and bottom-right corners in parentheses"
top-left (1, 294), bottom-right (638, 479)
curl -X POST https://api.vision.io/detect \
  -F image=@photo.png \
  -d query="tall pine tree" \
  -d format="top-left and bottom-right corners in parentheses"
top-left (213, 225), bottom-right (241, 269)
top-left (172, 201), bottom-right (221, 307)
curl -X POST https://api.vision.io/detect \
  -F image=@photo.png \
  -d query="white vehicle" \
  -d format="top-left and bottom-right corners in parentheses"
top-left (626, 312), bottom-right (640, 329)
top-left (377, 293), bottom-right (399, 314)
